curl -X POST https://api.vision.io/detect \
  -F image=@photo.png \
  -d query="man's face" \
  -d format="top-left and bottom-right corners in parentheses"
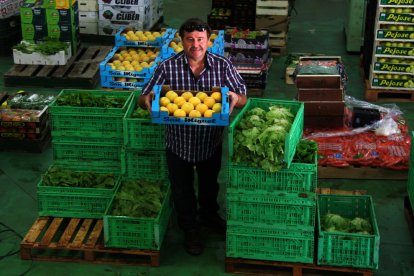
top-left (182, 30), bottom-right (209, 61)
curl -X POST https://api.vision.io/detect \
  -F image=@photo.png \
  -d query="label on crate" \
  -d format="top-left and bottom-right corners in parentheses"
top-left (380, 0), bottom-right (414, 5)
top-left (99, 4), bottom-right (149, 22)
top-left (374, 62), bottom-right (413, 72)
top-left (372, 77), bottom-right (412, 88)
top-left (376, 45), bottom-right (414, 55)
top-left (379, 12), bottom-right (414, 23)
top-left (377, 29), bottom-right (414, 39)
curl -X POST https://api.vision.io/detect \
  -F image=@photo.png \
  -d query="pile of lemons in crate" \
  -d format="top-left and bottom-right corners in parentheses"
top-left (106, 48), bottom-right (159, 72)
top-left (120, 30), bottom-right (165, 41)
top-left (159, 90), bottom-right (222, 118)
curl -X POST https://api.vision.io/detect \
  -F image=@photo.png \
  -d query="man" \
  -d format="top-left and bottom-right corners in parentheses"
top-left (139, 18), bottom-right (247, 256)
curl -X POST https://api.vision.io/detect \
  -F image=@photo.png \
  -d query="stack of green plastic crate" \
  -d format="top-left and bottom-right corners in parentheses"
top-left (37, 89), bottom-right (133, 218)
top-left (121, 91), bottom-right (168, 181)
top-left (226, 98), bottom-right (317, 263)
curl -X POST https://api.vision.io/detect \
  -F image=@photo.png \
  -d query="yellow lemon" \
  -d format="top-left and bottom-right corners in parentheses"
top-left (195, 103), bottom-right (208, 115)
top-left (181, 102), bottom-right (194, 114)
top-left (196, 92), bottom-right (208, 101)
top-left (160, 106), bottom-right (169, 113)
top-left (165, 90), bottom-right (178, 102)
top-left (204, 109), bottom-right (214, 118)
top-left (181, 91), bottom-right (194, 101)
top-left (166, 103), bottom-right (178, 115)
top-left (134, 65), bottom-right (143, 72)
top-left (188, 96), bottom-right (201, 107)
top-left (159, 96), bottom-right (170, 107)
top-left (203, 97), bottom-right (216, 108)
top-left (188, 110), bottom-right (202, 118)
top-left (211, 92), bottom-right (222, 102)
top-left (173, 109), bottom-right (186, 117)
top-left (212, 103), bottom-right (222, 113)
top-left (173, 96), bottom-right (186, 107)
top-left (112, 60), bottom-right (121, 66)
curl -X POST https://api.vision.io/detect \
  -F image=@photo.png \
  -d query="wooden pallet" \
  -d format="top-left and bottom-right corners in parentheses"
top-left (225, 258), bottom-right (373, 276)
top-left (4, 46), bottom-right (112, 89)
top-left (318, 165), bottom-right (408, 180)
top-left (20, 216), bottom-right (161, 266)
top-left (365, 80), bottom-right (414, 102)
top-left (404, 196), bottom-right (414, 245)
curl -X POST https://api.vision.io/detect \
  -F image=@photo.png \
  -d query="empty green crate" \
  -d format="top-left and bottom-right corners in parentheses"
top-left (229, 98), bottom-right (304, 168)
top-left (37, 176), bottom-right (121, 219)
top-left (52, 142), bottom-right (123, 174)
top-left (51, 113), bottom-right (124, 144)
top-left (228, 155), bottom-right (317, 193)
top-left (226, 223), bottom-right (314, 263)
top-left (227, 190), bottom-right (316, 228)
top-left (408, 132), bottom-right (414, 207)
top-left (104, 182), bottom-right (172, 250)
top-left (317, 194), bottom-right (380, 269)
top-left (123, 92), bottom-right (165, 150)
top-left (122, 149), bottom-right (168, 181)
top-left (49, 89), bottom-right (133, 116)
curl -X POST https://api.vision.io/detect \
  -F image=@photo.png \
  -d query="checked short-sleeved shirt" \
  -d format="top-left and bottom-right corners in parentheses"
top-left (142, 51), bottom-right (246, 163)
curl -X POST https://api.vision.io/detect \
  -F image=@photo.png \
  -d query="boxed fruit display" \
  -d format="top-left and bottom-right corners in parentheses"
top-left (100, 46), bottom-right (161, 79)
top-left (375, 41), bottom-right (414, 56)
top-left (224, 28), bottom-right (269, 50)
top-left (151, 85), bottom-right (230, 126)
top-left (100, 75), bottom-right (150, 89)
top-left (115, 27), bottom-right (174, 47)
top-left (42, 0), bottom-right (77, 9)
top-left (13, 40), bottom-right (72, 65)
top-left (98, 3), bottom-right (150, 22)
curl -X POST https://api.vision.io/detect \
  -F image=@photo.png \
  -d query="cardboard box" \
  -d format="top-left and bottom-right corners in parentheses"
top-left (20, 5), bottom-right (47, 25)
top-left (13, 41), bottom-right (72, 65)
top-left (98, 0), bottom-right (149, 6)
top-left (21, 23), bottom-right (48, 41)
top-left (79, 11), bottom-right (98, 23)
top-left (297, 88), bottom-right (344, 101)
top-left (303, 101), bottom-right (345, 116)
top-left (42, 0), bottom-right (77, 9)
top-left (304, 115), bottom-right (344, 129)
top-left (46, 6), bottom-right (79, 25)
top-left (98, 3), bottom-right (150, 22)
top-left (255, 15), bottom-right (288, 33)
top-left (296, 56), bottom-right (342, 89)
top-left (98, 20), bottom-right (146, 35)
top-left (79, 21), bottom-right (98, 34)
top-left (78, 0), bottom-right (98, 11)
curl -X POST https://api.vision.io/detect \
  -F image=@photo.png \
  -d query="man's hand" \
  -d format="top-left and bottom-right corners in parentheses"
top-left (138, 92), bottom-right (153, 112)
top-left (227, 91), bottom-right (247, 114)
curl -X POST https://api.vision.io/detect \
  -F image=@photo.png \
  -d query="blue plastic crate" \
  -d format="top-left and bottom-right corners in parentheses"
top-left (100, 73), bottom-right (150, 89)
top-left (115, 27), bottom-right (176, 47)
top-left (151, 85), bottom-right (230, 126)
top-left (99, 46), bottom-right (162, 79)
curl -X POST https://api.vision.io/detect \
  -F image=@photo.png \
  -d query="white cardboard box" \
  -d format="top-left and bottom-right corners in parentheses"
top-left (13, 42), bottom-right (72, 65)
top-left (98, 3), bottom-right (150, 22)
top-left (97, 0), bottom-right (149, 7)
top-left (80, 22), bottom-right (98, 34)
top-left (78, 0), bottom-right (98, 12)
top-left (79, 11), bottom-right (98, 23)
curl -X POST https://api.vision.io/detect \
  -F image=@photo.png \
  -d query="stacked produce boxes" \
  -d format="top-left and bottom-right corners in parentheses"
top-left (78, 0), bottom-right (99, 34)
top-left (20, 0), bottom-right (80, 54)
top-left (255, 0), bottom-right (289, 54)
top-left (0, 1), bottom-right (23, 56)
top-left (226, 98), bottom-right (318, 264)
top-left (207, 0), bottom-right (232, 30)
top-left (369, 1), bottom-right (414, 91)
top-left (295, 56), bottom-right (346, 129)
top-left (98, 0), bottom-right (151, 36)
top-left (100, 27), bottom-right (174, 89)
top-left (224, 29), bottom-right (271, 94)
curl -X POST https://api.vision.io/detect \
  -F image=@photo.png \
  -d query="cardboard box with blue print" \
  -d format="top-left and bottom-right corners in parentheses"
top-left (255, 15), bottom-right (289, 33)
top-left (151, 85), bottom-right (230, 126)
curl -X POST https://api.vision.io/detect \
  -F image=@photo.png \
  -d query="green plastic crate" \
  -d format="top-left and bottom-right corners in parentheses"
top-left (227, 190), bottom-right (316, 228)
top-left (317, 194), bottom-right (380, 269)
top-left (123, 92), bottom-right (165, 150)
top-left (49, 89), bottom-right (133, 116)
top-left (37, 176), bottom-right (121, 219)
top-left (103, 181), bottom-right (172, 250)
top-left (122, 149), bottom-right (168, 181)
top-left (51, 113), bottom-right (124, 144)
top-left (408, 132), bottom-right (414, 208)
top-left (226, 223), bottom-right (314, 263)
top-left (228, 98), bottom-right (304, 168)
top-left (228, 155), bottom-right (317, 193)
top-left (53, 142), bottom-right (123, 174)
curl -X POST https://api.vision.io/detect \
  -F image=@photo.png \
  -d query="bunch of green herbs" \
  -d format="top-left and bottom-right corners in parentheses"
top-left (131, 107), bottom-right (151, 118)
top-left (13, 40), bottom-right (69, 55)
top-left (322, 213), bottom-right (373, 235)
top-left (56, 92), bottom-right (126, 108)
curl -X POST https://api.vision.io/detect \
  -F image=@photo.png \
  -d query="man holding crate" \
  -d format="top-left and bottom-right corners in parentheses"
top-left (139, 18), bottom-right (247, 256)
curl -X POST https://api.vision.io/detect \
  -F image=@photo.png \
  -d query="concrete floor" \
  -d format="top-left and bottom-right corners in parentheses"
top-left (1, 0), bottom-right (414, 275)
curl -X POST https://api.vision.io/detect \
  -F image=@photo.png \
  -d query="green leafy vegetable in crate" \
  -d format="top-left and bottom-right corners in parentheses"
top-left (42, 166), bottom-right (116, 189)
top-left (131, 107), bottom-right (151, 118)
top-left (56, 92), bottom-right (126, 108)
top-left (13, 40), bottom-right (69, 55)
top-left (111, 179), bottom-right (166, 218)
top-left (8, 93), bottom-right (55, 110)
top-left (294, 139), bottom-right (318, 164)
top-left (322, 213), bottom-right (373, 234)
top-left (233, 105), bottom-right (294, 172)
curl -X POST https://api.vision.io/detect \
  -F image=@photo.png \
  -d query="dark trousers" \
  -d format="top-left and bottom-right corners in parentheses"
top-left (166, 146), bottom-right (222, 232)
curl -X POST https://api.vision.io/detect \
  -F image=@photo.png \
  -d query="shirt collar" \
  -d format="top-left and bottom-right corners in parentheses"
top-left (181, 51), bottom-right (212, 69)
